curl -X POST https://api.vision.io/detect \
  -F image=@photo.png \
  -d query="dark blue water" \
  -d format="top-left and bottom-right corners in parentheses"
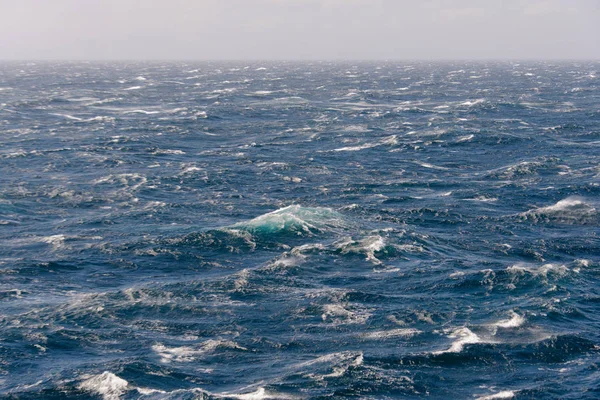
top-left (1, 61), bottom-right (599, 399)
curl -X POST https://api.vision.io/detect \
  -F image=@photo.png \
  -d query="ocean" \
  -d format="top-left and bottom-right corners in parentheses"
top-left (0, 61), bottom-right (599, 399)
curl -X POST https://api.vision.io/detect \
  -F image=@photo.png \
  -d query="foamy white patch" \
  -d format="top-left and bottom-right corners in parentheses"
top-left (522, 197), bottom-right (597, 224)
top-left (465, 196), bottom-right (498, 202)
top-left (413, 161), bottom-right (449, 170)
top-left (50, 113), bottom-right (83, 121)
top-left (507, 263), bottom-right (569, 279)
top-left (233, 268), bottom-right (250, 290)
top-left (333, 135), bottom-right (397, 152)
top-left (362, 328), bottom-right (421, 340)
top-left (334, 143), bottom-right (378, 152)
top-left (290, 243), bottom-right (326, 256)
top-left (321, 304), bottom-right (371, 325)
top-left (434, 327), bottom-right (481, 354)
top-left (334, 235), bottom-right (388, 264)
top-left (180, 166), bottom-right (203, 175)
top-left (123, 86), bottom-right (142, 90)
top-left (295, 351), bottom-right (363, 381)
top-left (493, 311), bottom-right (525, 329)
top-left (49, 113), bottom-right (114, 123)
top-left (122, 109), bottom-right (160, 115)
top-left (93, 173), bottom-right (147, 192)
top-left (230, 205), bottom-right (344, 236)
top-left (221, 387), bottom-right (292, 400)
top-left (476, 391), bottom-right (515, 400)
top-left (40, 234), bottom-right (67, 250)
top-left (460, 99), bottom-right (486, 107)
top-left (136, 387), bottom-right (167, 395)
top-left (78, 372), bottom-right (128, 400)
top-left (153, 340), bottom-right (246, 363)
top-left (151, 149), bottom-right (186, 155)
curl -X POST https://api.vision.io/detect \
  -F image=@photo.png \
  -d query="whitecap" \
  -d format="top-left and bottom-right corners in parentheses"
top-left (220, 387), bottom-right (286, 400)
top-left (506, 263), bottom-right (569, 279)
top-left (413, 161), bottom-right (449, 170)
top-left (521, 197), bottom-right (597, 224)
top-left (334, 235), bottom-right (388, 264)
top-left (476, 391), bottom-right (516, 400)
top-left (229, 205), bottom-right (345, 236)
top-left (321, 303), bottom-right (371, 325)
top-left (492, 311), bottom-right (525, 329)
top-left (459, 98), bottom-right (486, 107)
top-left (434, 327), bottom-right (481, 354)
top-left (333, 143), bottom-right (378, 152)
top-left (40, 234), bottom-right (67, 250)
top-left (362, 328), bottom-right (421, 340)
top-left (152, 339), bottom-right (246, 363)
top-left (78, 371), bottom-right (128, 400)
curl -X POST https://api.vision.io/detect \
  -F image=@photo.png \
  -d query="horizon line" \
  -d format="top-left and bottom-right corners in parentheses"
top-left (1, 58), bottom-right (599, 63)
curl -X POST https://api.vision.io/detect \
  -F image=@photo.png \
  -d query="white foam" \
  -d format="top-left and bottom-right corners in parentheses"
top-left (507, 263), bottom-right (569, 279)
top-left (434, 327), bottom-right (481, 354)
top-left (78, 372), bottom-right (128, 400)
top-left (222, 387), bottom-right (286, 399)
top-left (152, 340), bottom-right (246, 363)
top-left (493, 311), bottom-right (525, 329)
top-left (334, 143), bottom-right (378, 152)
top-left (457, 134), bottom-right (475, 142)
top-left (321, 304), bottom-right (371, 325)
top-left (538, 197), bottom-right (592, 213)
top-left (122, 109), bottom-right (160, 115)
top-left (50, 113), bottom-right (83, 121)
top-left (334, 235), bottom-right (389, 264)
top-left (123, 86), bottom-right (142, 90)
top-left (230, 205), bottom-right (344, 235)
top-left (413, 161), bottom-right (449, 170)
top-left (294, 351), bottom-right (363, 381)
top-left (333, 135), bottom-right (397, 152)
top-left (151, 149), bottom-right (186, 155)
top-left (476, 391), bottom-right (515, 400)
top-left (362, 328), bottom-right (421, 339)
top-left (49, 113), bottom-right (114, 123)
top-left (40, 234), bottom-right (67, 250)
top-left (460, 99), bottom-right (486, 107)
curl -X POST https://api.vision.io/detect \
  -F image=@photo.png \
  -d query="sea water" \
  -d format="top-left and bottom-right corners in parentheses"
top-left (0, 61), bottom-right (599, 399)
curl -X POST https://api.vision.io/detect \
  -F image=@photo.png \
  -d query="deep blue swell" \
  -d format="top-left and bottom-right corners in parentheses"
top-left (0, 61), bottom-right (599, 399)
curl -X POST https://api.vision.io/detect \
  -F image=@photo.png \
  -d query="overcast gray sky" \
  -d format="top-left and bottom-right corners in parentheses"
top-left (0, 0), bottom-right (598, 60)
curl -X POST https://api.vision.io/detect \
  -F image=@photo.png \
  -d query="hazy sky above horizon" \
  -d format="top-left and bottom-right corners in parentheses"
top-left (0, 0), bottom-right (598, 60)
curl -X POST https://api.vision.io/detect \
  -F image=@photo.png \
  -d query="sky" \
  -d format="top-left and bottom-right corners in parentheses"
top-left (0, 0), bottom-right (598, 60)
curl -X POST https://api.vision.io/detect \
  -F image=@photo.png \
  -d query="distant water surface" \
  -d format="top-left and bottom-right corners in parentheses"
top-left (1, 61), bottom-right (599, 399)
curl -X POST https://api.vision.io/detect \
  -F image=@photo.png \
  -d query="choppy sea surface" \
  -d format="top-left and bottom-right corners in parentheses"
top-left (1, 61), bottom-right (599, 399)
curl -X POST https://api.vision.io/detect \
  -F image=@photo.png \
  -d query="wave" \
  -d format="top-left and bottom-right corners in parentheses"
top-left (76, 372), bottom-right (290, 400)
top-left (521, 197), bottom-right (598, 225)
top-left (476, 391), bottom-right (516, 400)
top-left (50, 113), bottom-right (115, 123)
top-left (487, 157), bottom-right (560, 179)
top-left (152, 339), bottom-right (246, 363)
top-left (432, 311), bottom-right (550, 355)
top-left (332, 135), bottom-right (397, 152)
top-left (229, 205), bottom-right (345, 237)
top-left (361, 328), bottom-right (421, 340)
top-left (78, 372), bottom-right (128, 400)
